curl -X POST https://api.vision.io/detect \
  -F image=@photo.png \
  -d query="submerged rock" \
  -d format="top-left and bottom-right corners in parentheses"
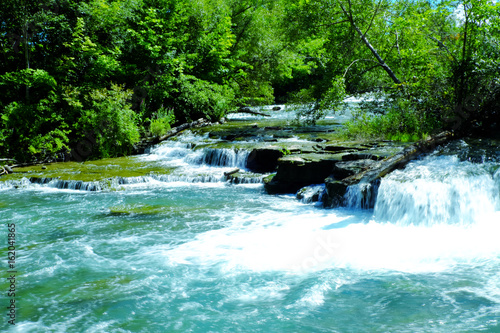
top-left (224, 171), bottom-right (264, 184)
top-left (296, 184), bottom-right (325, 203)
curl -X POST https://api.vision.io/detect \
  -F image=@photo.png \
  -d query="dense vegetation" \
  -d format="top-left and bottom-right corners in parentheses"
top-left (1, 0), bottom-right (499, 162)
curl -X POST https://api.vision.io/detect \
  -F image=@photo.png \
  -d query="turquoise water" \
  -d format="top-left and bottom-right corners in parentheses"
top-left (2, 136), bottom-right (500, 332)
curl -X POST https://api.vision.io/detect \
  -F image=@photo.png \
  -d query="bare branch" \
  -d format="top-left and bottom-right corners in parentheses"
top-left (428, 36), bottom-right (458, 64)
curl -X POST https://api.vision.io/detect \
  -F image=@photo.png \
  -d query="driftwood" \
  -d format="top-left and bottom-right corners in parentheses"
top-left (324, 131), bottom-right (455, 207)
top-left (224, 168), bottom-right (240, 176)
top-left (156, 118), bottom-right (211, 143)
top-left (228, 107), bottom-right (271, 117)
top-left (345, 131), bottom-right (454, 186)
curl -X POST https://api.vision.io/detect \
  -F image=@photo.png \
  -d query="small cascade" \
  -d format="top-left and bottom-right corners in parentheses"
top-left (152, 173), bottom-right (225, 183)
top-left (29, 177), bottom-right (54, 184)
top-left (374, 155), bottom-right (500, 226)
top-left (148, 135), bottom-right (252, 169)
top-left (344, 181), bottom-right (379, 209)
top-left (297, 185), bottom-right (325, 204)
top-left (0, 177), bottom-right (31, 190)
top-left (187, 148), bottom-right (251, 168)
top-left (47, 179), bottom-right (104, 191)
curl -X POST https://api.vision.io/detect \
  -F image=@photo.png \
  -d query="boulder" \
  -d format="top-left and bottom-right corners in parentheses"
top-left (246, 147), bottom-right (284, 173)
top-left (323, 177), bottom-right (349, 207)
top-left (331, 159), bottom-right (378, 180)
top-left (264, 155), bottom-right (338, 194)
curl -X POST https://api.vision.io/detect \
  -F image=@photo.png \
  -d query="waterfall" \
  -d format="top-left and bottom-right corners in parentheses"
top-left (187, 148), bottom-right (251, 168)
top-left (1, 138), bottom-right (259, 192)
top-left (149, 138), bottom-right (251, 169)
top-left (344, 182), bottom-right (378, 209)
top-left (374, 155), bottom-right (500, 226)
top-left (47, 179), bottom-right (104, 191)
top-left (297, 185), bottom-right (326, 204)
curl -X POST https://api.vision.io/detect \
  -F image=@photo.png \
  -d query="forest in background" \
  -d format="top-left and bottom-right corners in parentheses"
top-left (1, 0), bottom-right (499, 162)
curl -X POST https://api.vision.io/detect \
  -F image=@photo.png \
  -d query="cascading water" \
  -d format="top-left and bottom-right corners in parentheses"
top-left (2, 133), bottom-right (261, 191)
top-left (1, 137), bottom-right (500, 332)
top-left (374, 154), bottom-right (500, 226)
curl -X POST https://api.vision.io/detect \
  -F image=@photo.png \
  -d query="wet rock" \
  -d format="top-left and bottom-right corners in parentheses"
top-left (331, 159), bottom-right (378, 180)
top-left (246, 148), bottom-right (284, 173)
top-left (322, 145), bottom-right (361, 153)
top-left (296, 185), bottom-right (325, 203)
top-left (323, 177), bottom-right (348, 207)
top-left (29, 177), bottom-right (53, 184)
top-left (225, 172), bottom-right (263, 184)
top-left (223, 168), bottom-right (240, 176)
top-left (264, 155), bottom-right (338, 194)
top-left (341, 153), bottom-right (385, 161)
top-left (322, 131), bottom-right (455, 208)
top-left (272, 106), bottom-right (281, 111)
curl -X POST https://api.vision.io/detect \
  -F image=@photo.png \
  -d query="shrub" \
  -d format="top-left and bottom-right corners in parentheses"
top-left (149, 106), bottom-right (175, 137)
top-left (77, 84), bottom-right (140, 158)
top-left (173, 75), bottom-right (235, 122)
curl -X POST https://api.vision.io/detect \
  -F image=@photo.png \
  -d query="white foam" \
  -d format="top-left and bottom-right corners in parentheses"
top-left (375, 155), bottom-right (499, 226)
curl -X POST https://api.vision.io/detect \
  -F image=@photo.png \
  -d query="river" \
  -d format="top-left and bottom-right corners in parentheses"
top-left (1, 110), bottom-right (500, 332)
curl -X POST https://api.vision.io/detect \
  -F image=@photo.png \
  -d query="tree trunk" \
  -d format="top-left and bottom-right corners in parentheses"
top-left (336, 0), bottom-right (402, 85)
top-left (351, 23), bottom-right (402, 84)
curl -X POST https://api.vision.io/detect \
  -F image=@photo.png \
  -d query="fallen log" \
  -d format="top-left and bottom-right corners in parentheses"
top-left (324, 131), bottom-right (455, 207)
top-left (156, 118), bottom-right (211, 143)
top-left (224, 168), bottom-right (240, 176)
top-left (228, 107), bottom-right (271, 117)
top-left (349, 131), bottom-right (453, 186)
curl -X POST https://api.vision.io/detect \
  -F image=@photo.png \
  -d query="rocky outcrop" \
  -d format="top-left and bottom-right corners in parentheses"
top-left (246, 147), bottom-right (284, 173)
top-left (264, 131), bottom-right (455, 208)
top-left (264, 154), bottom-right (340, 194)
top-left (223, 171), bottom-right (264, 184)
top-left (324, 131), bottom-right (455, 208)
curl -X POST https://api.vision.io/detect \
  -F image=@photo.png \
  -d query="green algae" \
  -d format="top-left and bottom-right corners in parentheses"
top-left (0, 156), bottom-right (174, 183)
top-left (108, 204), bottom-right (169, 216)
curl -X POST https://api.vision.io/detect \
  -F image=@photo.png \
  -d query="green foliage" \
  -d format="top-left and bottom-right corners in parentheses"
top-left (0, 69), bottom-right (57, 103)
top-left (149, 106), bottom-right (175, 137)
top-left (77, 85), bottom-right (140, 158)
top-left (280, 147), bottom-right (291, 156)
top-left (0, 0), bottom-right (499, 161)
top-left (344, 102), bottom-right (433, 142)
top-left (1, 99), bottom-right (70, 162)
top-left (292, 76), bottom-right (346, 124)
top-left (173, 75), bottom-right (236, 122)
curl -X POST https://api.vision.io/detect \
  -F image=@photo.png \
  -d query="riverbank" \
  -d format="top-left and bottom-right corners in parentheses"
top-left (0, 106), bottom-right (407, 195)
top-left (1, 105), bottom-right (498, 210)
